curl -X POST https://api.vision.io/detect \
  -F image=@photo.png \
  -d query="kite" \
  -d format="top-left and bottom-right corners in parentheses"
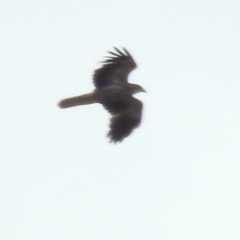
top-left (58, 47), bottom-right (145, 142)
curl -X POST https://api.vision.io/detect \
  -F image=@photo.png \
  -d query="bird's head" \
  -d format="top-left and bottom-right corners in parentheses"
top-left (129, 84), bottom-right (146, 95)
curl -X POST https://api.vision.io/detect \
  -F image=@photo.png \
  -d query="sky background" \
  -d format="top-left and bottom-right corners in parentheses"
top-left (1, 0), bottom-right (240, 239)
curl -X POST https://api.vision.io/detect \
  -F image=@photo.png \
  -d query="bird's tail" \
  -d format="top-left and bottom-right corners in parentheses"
top-left (58, 93), bottom-right (97, 108)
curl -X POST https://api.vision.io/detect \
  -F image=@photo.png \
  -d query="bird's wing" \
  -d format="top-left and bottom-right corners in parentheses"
top-left (93, 48), bottom-right (137, 89)
top-left (107, 98), bottom-right (143, 143)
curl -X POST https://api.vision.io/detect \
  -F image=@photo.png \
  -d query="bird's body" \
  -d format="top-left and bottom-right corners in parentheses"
top-left (58, 48), bottom-right (145, 143)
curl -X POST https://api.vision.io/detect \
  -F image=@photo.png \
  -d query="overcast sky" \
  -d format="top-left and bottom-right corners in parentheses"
top-left (1, 0), bottom-right (240, 239)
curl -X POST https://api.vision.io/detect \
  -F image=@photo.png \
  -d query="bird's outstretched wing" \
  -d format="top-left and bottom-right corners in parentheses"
top-left (107, 98), bottom-right (143, 143)
top-left (93, 47), bottom-right (137, 89)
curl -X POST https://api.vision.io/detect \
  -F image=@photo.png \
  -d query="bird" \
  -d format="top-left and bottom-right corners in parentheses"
top-left (58, 47), bottom-right (145, 143)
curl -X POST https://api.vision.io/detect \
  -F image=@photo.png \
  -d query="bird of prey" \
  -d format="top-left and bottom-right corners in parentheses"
top-left (58, 47), bottom-right (145, 143)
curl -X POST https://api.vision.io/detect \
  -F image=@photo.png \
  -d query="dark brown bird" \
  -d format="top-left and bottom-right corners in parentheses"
top-left (58, 47), bottom-right (145, 143)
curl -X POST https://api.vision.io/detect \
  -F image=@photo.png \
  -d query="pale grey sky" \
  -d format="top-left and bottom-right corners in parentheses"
top-left (1, 0), bottom-right (240, 239)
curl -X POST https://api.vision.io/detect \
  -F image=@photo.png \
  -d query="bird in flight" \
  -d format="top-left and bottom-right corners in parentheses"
top-left (58, 47), bottom-right (145, 143)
